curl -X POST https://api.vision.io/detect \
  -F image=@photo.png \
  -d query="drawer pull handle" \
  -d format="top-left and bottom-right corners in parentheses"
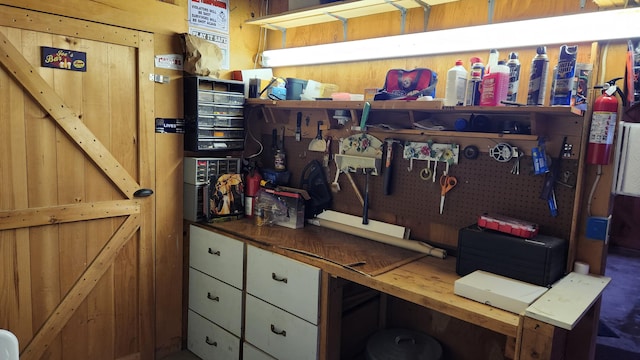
top-left (207, 292), bottom-right (220, 302)
top-left (208, 248), bottom-right (221, 256)
top-left (270, 324), bottom-right (287, 337)
top-left (271, 272), bottom-right (288, 283)
top-left (205, 336), bottom-right (218, 346)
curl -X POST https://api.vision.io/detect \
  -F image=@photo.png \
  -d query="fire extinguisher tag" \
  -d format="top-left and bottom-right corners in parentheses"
top-left (605, 85), bottom-right (617, 96)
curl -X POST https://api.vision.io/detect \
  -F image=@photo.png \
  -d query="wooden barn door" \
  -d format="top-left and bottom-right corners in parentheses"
top-left (0, 6), bottom-right (156, 360)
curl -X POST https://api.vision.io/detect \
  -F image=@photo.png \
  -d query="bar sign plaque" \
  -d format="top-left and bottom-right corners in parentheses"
top-left (41, 46), bottom-right (87, 72)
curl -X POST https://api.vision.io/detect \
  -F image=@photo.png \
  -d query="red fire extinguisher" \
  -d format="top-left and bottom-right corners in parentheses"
top-left (586, 77), bottom-right (626, 165)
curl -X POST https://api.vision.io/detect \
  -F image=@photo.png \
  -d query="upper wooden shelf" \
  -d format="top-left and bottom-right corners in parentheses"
top-left (245, 0), bottom-right (458, 29)
top-left (245, 98), bottom-right (585, 117)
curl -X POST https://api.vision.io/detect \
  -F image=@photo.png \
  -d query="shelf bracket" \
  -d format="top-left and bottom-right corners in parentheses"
top-left (413, 0), bottom-right (432, 31)
top-left (579, 0), bottom-right (586, 8)
top-left (385, 0), bottom-right (408, 34)
top-left (487, 0), bottom-right (495, 24)
top-left (325, 12), bottom-right (349, 41)
top-left (265, 24), bottom-right (287, 48)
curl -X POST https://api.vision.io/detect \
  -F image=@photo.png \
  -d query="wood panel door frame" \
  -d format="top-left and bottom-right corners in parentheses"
top-left (0, 5), bottom-right (156, 360)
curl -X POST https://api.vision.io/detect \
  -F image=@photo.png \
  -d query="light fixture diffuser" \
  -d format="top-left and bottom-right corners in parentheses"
top-left (261, 7), bottom-right (640, 67)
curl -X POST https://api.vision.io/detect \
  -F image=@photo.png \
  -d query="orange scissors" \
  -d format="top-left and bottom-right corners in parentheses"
top-left (439, 172), bottom-right (457, 214)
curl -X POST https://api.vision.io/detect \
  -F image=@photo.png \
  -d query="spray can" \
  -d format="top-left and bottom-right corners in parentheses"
top-left (527, 46), bottom-right (550, 106)
top-left (464, 57), bottom-right (484, 106)
top-left (444, 59), bottom-right (468, 106)
top-left (551, 45), bottom-right (578, 106)
top-left (506, 52), bottom-right (521, 102)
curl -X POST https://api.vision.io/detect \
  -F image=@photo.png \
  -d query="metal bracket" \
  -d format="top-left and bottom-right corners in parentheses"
top-left (415, 1), bottom-right (432, 31)
top-left (266, 24), bottom-right (287, 48)
top-left (385, 0), bottom-right (408, 34)
top-left (326, 12), bottom-right (348, 41)
top-left (488, 0), bottom-right (495, 24)
top-left (149, 73), bottom-right (169, 84)
top-left (580, 0), bottom-right (586, 8)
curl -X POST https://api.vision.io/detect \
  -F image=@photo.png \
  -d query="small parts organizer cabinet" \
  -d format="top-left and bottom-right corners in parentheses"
top-left (245, 245), bottom-right (321, 360)
top-left (184, 76), bottom-right (245, 151)
top-left (188, 225), bottom-right (244, 359)
top-left (187, 225), bottom-right (321, 360)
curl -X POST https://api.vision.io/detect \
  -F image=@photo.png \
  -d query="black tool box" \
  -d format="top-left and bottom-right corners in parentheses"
top-left (456, 224), bottom-right (568, 287)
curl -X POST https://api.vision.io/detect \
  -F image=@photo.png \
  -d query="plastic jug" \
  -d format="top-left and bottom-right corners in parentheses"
top-left (444, 60), bottom-right (468, 106)
top-left (480, 60), bottom-right (510, 106)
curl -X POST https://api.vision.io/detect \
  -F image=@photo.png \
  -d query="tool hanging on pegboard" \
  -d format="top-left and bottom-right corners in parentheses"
top-left (488, 142), bottom-right (521, 175)
top-left (403, 141), bottom-right (459, 182)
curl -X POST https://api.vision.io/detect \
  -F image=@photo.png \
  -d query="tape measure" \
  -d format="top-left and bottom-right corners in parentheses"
top-left (489, 143), bottom-right (515, 162)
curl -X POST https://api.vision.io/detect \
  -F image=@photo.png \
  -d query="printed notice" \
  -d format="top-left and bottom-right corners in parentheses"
top-left (188, 27), bottom-right (230, 70)
top-left (155, 54), bottom-right (184, 70)
top-left (189, 0), bottom-right (229, 33)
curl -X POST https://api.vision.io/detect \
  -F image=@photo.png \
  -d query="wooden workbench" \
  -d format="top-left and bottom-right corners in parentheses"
top-left (195, 219), bottom-right (607, 360)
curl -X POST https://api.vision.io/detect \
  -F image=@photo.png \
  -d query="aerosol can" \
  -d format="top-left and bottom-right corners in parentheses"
top-left (527, 46), bottom-right (550, 105)
top-left (506, 52), bottom-right (521, 102)
top-left (551, 45), bottom-right (578, 106)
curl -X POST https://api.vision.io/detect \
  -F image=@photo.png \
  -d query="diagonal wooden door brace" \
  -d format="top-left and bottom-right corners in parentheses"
top-left (19, 214), bottom-right (142, 360)
top-left (0, 31), bottom-right (142, 199)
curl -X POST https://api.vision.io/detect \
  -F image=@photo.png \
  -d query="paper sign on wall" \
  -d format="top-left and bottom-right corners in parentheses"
top-left (189, 0), bottom-right (229, 33)
top-left (155, 54), bottom-right (184, 70)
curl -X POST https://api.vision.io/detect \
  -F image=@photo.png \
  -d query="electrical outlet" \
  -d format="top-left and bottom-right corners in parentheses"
top-left (586, 216), bottom-right (610, 241)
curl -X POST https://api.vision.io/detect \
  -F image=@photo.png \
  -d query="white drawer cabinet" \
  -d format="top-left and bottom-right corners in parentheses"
top-left (246, 245), bottom-right (320, 324)
top-left (188, 225), bottom-right (245, 360)
top-left (190, 224), bottom-right (244, 289)
top-left (245, 295), bottom-right (319, 360)
top-left (242, 342), bottom-right (276, 360)
top-left (189, 268), bottom-right (243, 336)
top-left (188, 310), bottom-right (241, 360)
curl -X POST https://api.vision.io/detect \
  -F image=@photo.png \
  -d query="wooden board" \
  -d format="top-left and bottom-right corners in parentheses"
top-left (525, 272), bottom-right (610, 330)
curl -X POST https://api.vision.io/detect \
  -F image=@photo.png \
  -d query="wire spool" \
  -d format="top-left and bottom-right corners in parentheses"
top-left (463, 145), bottom-right (479, 160)
top-left (489, 143), bottom-right (515, 162)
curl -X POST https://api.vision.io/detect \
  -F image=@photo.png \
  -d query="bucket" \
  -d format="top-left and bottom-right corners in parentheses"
top-left (285, 78), bottom-right (307, 100)
top-left (0, 330), bottom-right (19, 360)
top-left (366, 328), bottom-right (443, 360)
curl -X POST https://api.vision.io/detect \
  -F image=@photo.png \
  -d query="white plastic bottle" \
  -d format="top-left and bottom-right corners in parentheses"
top-left (485, 49), bottom-right (500, 75)
top-left (444, 59), bottom-right (468, 106)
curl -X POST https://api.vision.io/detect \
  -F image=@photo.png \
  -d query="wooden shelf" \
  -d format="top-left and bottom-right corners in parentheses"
top-left (245, 98), bottom-right (584, 117)
top-left (245, 99), bottom-right (586, 159)
top-left (245, 0), bottom-right (458, 29)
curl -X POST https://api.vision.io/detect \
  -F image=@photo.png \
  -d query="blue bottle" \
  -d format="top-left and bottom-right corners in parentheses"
top-left (550, 45), bottom-right (578, 106)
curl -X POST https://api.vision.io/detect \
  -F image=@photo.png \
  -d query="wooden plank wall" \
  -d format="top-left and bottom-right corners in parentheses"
top-left (259, 0), bottom-right (629, 275)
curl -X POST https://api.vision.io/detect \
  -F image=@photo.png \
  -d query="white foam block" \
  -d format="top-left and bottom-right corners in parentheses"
top-left (454, 270), bottom-right (549, 314)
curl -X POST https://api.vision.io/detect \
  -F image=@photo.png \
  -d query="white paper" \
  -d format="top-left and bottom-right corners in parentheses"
top-left (188, 27), bottom-right (230, 70)
top-left (188, 0), bottom-right (229, 33)
top-left (240, 69), bottom-right (274, 98)
top-left (614, 122), bottom-right (640, 197)
top-left (154, 54), bottom-right (184, 70)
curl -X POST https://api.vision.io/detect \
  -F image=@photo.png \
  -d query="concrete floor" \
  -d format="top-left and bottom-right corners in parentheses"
top-left (595, 246), bottom-right (640, 359)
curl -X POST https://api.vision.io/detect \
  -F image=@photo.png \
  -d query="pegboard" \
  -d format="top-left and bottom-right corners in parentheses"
top-left (258, 127), bottom-right (577, 251)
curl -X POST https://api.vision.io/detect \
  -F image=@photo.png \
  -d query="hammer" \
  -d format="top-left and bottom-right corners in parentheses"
top-left (383, 138), bottom-right (401, 195)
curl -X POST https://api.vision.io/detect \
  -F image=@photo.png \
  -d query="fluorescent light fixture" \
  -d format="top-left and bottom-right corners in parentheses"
top-left (261, 7), bottom-right (640, 67)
